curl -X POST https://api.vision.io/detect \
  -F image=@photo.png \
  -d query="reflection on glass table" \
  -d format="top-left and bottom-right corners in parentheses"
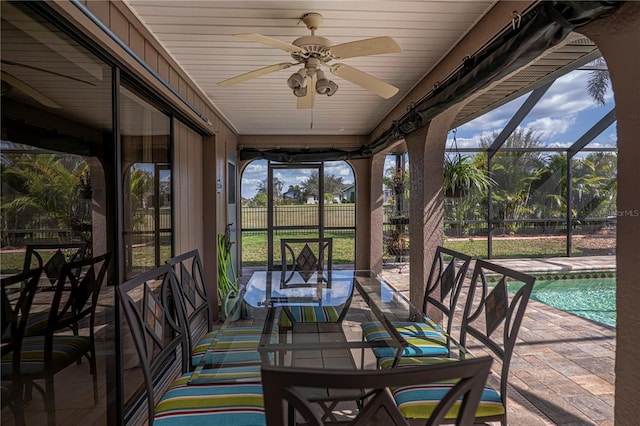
top-left (189, 270), bottom-right (461, 386)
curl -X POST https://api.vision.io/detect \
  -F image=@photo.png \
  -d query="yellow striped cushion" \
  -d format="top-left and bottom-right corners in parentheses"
top-left (1, 335), bottom-right (90, 375)
top-left (192, 327), bottom-right (278, 367)
top-left (154, 374), bottom-right (265, 425)
top-left (361, 321), bottom-right (449, 358)
top-left (279, 306), bottom-right (340, 327)
top-left (382, 357), bottom-right (505, 420)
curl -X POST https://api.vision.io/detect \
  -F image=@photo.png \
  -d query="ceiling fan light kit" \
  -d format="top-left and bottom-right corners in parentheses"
top-left (287, 68), bottom-right (307, 91)
top-left (315, 70), bottom-right (338, 96)
top-left (218, 12), bottom-right (401, 109)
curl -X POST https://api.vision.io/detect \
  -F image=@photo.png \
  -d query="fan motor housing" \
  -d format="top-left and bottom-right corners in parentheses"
top-left (291, 36), bottom-right (332, 62)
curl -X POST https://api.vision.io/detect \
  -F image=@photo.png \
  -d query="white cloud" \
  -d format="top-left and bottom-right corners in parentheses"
top-left (526, 72), bottom-right (606, 119)
top-left (524, 115), bottom-right (577, 139)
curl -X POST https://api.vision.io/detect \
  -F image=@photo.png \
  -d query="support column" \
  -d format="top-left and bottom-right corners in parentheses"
top-left (87, 158), bottom-right (107, 257)
top-left (578, 3), bottom-right (640, 424)
top-left (350, 158), bottom-right (373, 270)
top-left (202, 135), bottom-right (219, 317)
top-left (369, 153), bottom-right (387, 273)
top-left (405, 107), bottom-right (462, 320)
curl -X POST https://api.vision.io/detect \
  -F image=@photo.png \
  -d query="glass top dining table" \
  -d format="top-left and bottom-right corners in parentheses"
top-left (189, 269), bottom-right (439, 384)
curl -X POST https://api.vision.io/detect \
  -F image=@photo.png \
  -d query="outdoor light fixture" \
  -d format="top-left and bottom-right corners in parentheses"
top-left (315, 70), bottom-right (338, 96)
top-left (287, 68), bottom-right (307, 97)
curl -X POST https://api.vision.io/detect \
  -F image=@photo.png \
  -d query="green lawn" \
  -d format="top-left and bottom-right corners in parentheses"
top-left (241, 231), bottom-right (355, 266)
top-left (1, 235), bottom-right (609, 274)
top-left (443, 238), bottom-right (567, 258)
top-left (0, 244), bottom-right (172, 275)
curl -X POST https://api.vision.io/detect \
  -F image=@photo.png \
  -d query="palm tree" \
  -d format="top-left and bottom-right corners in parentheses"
top-left (1, 153), bottom-right (90, 244)
top-left (586, 57), bottom-right (610, 106)
top-left (480, 128), bottom-right (547, 233)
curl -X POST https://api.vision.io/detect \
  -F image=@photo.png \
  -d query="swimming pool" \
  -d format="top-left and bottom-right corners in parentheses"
top-left (526, 271), bottom-right (616, 327)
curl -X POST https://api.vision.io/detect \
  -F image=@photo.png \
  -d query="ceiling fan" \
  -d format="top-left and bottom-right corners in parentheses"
top-left (218, 13), bottom-right (402, 109)
top-left (1, 69), bottom-right (60, 109)
top-left (1, 60), bottom-right (95, 109)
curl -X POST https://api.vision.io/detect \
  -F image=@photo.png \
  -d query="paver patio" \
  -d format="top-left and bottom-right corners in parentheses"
top-left (382, 256), bottom-right (616, 426)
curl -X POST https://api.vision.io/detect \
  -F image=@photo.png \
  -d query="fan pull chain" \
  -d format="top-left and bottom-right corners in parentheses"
top-left (310, 108), bottom-right (314, 129)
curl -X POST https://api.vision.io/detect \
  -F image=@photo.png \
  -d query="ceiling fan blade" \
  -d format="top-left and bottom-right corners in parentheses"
top-left (218, 62), bottom-right (295, 87)
top-left (1, 60), bottom-right (96, 86)
top-left (330, 36), bottom-right (401, 59)
top-left (297, 74), bottom-right (316, 110)
top-left (330, 63), bottom-right (399, 99)
top-left (235, 33), bottom-right (306, 54)
top-left (1, 71), bottom-right (60, 108)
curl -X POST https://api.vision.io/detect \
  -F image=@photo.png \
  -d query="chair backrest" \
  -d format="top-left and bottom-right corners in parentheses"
top-left (22, 243), bottom-right (87, 285)
top-left (280, 237), bottom-right (333, 283)
top-left (422, 247), bottom-right (472, 335)
top-left (117, 265), bottom-right (188, 425)
top-left (49, 252), bottom-right (111, 332)
top-left (1, 268), bottom-right (43, 369)
top-left (261, 356), bottom-right (493, 426)
top-left (166, 250), bottom-right (213, 357)
top-left (459, 259), bottom-right (535, 411)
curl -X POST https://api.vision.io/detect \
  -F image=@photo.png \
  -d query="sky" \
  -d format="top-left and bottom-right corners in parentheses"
top-left (241, 160), bottom-right (355, 199)
top-left (449, 68), bottom-right (616, 150)
top-left (241, 64), bottom-right (616, 200)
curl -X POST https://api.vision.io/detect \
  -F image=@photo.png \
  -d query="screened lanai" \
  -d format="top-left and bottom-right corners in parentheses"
top-left (379, 59), bottom-right (617, 264)
top-left (1, 1), bottom-right (639, 425)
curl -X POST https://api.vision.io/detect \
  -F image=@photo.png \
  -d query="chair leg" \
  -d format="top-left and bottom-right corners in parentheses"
top-left (24, 382), bottom-right (33, 400)
top-left (8, 382), bottom-right (26, 426)
top-left (72, 322), bottom-right (83, 365)
top-left (44, 377), bottom-right (56, 426)
top-left (90, 351), bottom-right (99, 405)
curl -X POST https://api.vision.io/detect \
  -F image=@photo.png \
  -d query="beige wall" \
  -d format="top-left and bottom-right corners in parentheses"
top-left (173, 120), bottom-right (204, 256)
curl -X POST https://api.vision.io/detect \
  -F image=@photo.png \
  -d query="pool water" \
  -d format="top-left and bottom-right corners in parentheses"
top-left (527, 274), bottom-right (616, 327)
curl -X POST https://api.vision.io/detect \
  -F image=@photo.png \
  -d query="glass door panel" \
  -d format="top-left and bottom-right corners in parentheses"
top-left (268, 163), bottom-right (323, 269)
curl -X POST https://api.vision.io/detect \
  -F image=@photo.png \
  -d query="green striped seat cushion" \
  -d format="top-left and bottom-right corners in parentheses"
top-left (193, 327), bottom-right (278, 367)
top-left (1, 335), bottom-right (90, 375)
top-left (189, 365), bottom-right (262, 384)
top-left (378, 356), bottom-right (504, 420)
top-left (154, 374), bottom-right (265, 425)
top-left (361, 321), bottom-right (449, 358)
top-left (279, 306), bottom-right (340, 327)
top-left (2, 311), bottom-right (75, 340)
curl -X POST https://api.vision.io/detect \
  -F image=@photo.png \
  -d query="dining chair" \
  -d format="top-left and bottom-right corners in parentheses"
top-left (166, 250), bottom-right (273, 369)
top-left (278, 238), bottom-right (353, 340)
top-left (280, 237), bottom-right (333, 284)
top-left (2, 252), bottom-right (110, 426)
top-left (1, 267), bottom-right (43, 426)
top-left (16, 242), bottom-right (89, 339)
top-left (383, 259), bottom-right (535, 426)
top-left (118, 265), bottom-right (265, 425)
top-left (361, 247), bottom-right (472, 365)
top-left (22, 242), bottom-right (87, 287)
top-left (261, 356), bottom-right (493, 426)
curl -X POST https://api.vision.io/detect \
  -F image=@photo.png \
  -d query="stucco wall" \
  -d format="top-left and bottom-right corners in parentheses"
top-left (576, 3), bottom-right (640, 424)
